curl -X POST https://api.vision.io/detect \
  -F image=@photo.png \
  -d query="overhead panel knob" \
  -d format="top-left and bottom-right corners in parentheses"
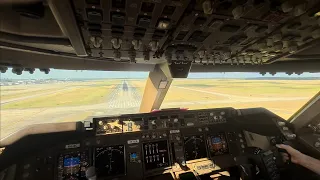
top-left (288, 45), bottom-right (298, 54)
top-left (195, 58), bottom-right (202, 64)
top-left (149, 41), bottom-right (159, 52)
top-left (90, 36), bottom-right (103, 48)
top-left (24, 68), bottom-right (35, 74)
top-left (286, 133), bottom-right (296, 139)
top-left (12, 68), bottom-right (23, 75)
top-left (40, 68), bottom-right (50, 74)
top-left (198, 50), bottom-right (205, 59)
top-left (0, 66), bottom-right (8, 73)
top-left (273, 42), bottom-right (283, 52)
top-left (222, 52), bottom-right (231, 60)
top-left (132, 40), bottom-right (142, 50)
top-left (282, 127), bottom-right (289, 131)
top-left (111, 38), bottom-right (122, 49)
top-left (257, 42), bottom-right (267, 51)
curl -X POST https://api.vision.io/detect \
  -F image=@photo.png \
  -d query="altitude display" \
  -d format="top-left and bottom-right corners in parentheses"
top-left (184, 135), bottom-right (207, 161)
top-left (207, 133), bottom-right (229, 156)
top-left (58, 151), bottom-right (89, 180)
top-left (95, 145), bottom-right (125, 177)
top-left (143, 140), bottom-right (170, 170)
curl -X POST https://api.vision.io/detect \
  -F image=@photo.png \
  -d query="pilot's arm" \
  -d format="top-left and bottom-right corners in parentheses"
top-left (277, 144), bottom-right (320, 175)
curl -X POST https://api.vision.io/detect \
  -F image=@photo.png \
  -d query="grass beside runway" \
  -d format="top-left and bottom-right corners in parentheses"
top-left (164, 86), bottom-right (225, 102)
top-left (1, 83), bottom-right (117, 109)
top-left (162, 79), bottom-right (320, 119)
top-left (171, 79), bottom-right (320, 97)
top-left (1, 88), bottom-right (62, 101)
top-left (0, 83), bottom-right (71, 101)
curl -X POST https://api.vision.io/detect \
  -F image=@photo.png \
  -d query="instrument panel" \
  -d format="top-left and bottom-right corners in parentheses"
top-left (95, 108), bottom-right (230, 136)
top-left (184, 135), bottom-right (207, 161)
top-left (11, 108), bottom-right (294, 180)
top-left (94, 145), bottom-right (126, 177)
top-left (143, 140), bottom-right (170, 171)
top-left (91, 108), bottom-right (246, 179)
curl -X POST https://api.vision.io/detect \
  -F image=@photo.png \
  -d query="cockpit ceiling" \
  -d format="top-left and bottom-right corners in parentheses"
top-left (1, 0), bottom-right (320, 74)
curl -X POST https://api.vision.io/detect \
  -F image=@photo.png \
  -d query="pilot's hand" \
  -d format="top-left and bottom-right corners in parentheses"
top-left (276, 144), bottom-right (305, 164)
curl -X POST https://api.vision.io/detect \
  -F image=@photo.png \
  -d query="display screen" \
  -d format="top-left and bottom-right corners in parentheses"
top-left (207, 133), bottom-right (229, 156)
top-left (64, 157), bottom-right (80, 169)
top-left (129, 152), bottom-right (140, 163)
top-left (123, 119), bottom-right (142, 132)
top-left (184, 135), bottom-right (207, 161)
top-left (63, 155), bottom-right (81, 179)
top-left (58, 151), bottom-right (89, 180)
top-left (95, 118), bottom-right (123, 135)
top-left (143, 140), bottom-right (170, 170)
top-left (95, 145), bottom-right (125, 177)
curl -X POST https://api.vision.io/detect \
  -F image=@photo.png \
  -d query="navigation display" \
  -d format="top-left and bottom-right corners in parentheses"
top-left (184, 135), bottom-right (207, 161)
top-left (207, 133), bottom-right (229, 156)
top-left (95, 145), bottom-right (125, 177)
top-left (58, 151), bottom-right (89, 180)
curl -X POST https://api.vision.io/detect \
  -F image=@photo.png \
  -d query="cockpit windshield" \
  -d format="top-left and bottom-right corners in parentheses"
top-left (1, 69), bottom-right (319, 139)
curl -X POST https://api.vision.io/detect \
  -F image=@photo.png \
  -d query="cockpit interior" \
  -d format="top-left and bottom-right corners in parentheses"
top-left (0, 0), bottom-right (320, 180)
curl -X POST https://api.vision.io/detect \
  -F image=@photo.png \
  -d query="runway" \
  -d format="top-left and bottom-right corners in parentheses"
top-left (106, 80), bottom-right (141, 109)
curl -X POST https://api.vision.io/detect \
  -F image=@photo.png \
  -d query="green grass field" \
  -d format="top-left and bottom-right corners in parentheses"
top-left (172, 79), bottom-right (319, 97)
top-left (162, 79), bottom-right (320, 119)
top-left (1, 88), bottom-right (60, 101)
top-left (1, 80), bottom-right (122, 109)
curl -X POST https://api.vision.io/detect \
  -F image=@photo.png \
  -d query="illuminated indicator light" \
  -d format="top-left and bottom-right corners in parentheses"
top-left (157, 20), bottom-right (170, 30)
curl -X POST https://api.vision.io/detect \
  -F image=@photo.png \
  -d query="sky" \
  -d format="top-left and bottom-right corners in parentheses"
top-left (1, 68), bottom-right (320, 79)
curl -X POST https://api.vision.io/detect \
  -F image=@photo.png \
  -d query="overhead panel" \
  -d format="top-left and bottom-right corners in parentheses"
top-left (1, 0), bottom-right (320, 73)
